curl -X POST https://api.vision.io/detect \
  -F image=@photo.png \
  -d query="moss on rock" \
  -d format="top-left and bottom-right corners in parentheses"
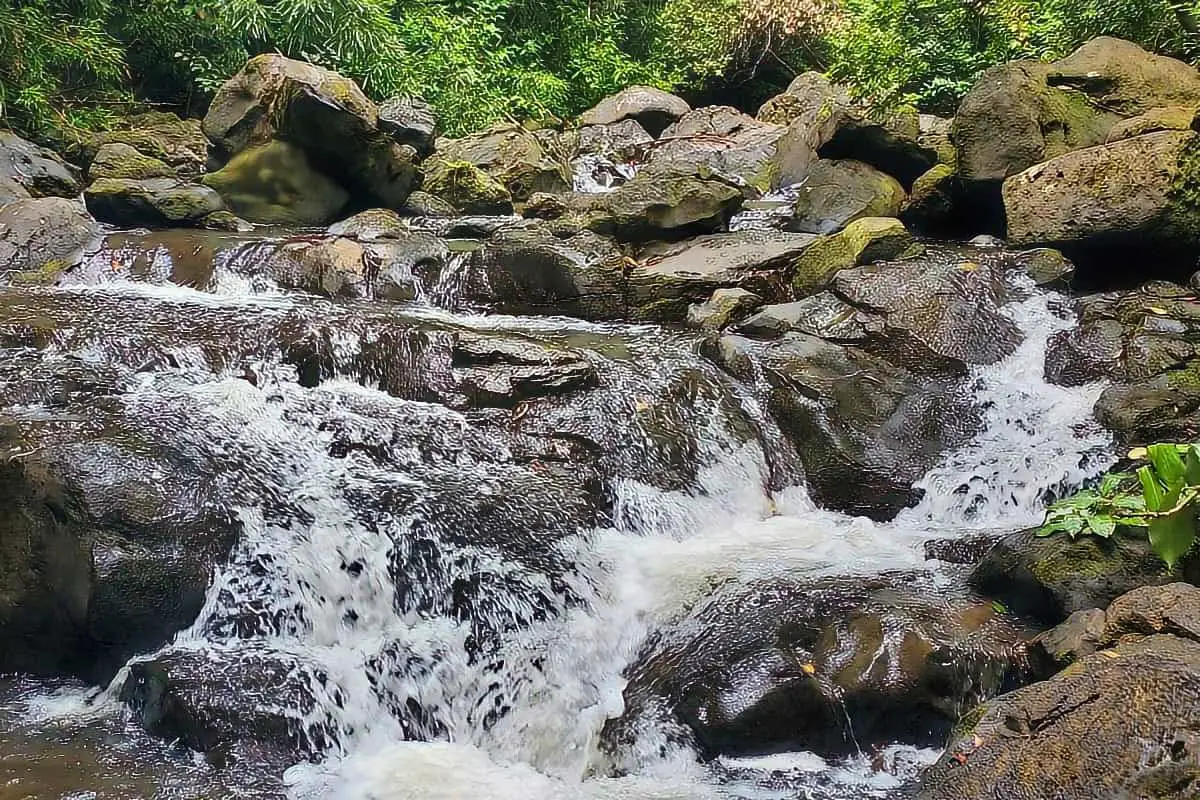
top-left (792, 217), bottom-right (914, 296)
top-left (421, 159), bottom-right (514, 215)
top-left (201, 141), bottom-right (349, 226)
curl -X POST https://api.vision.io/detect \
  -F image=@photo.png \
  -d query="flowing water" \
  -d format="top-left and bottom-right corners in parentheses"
top-left (0, 226), bottom-right (1113, 800)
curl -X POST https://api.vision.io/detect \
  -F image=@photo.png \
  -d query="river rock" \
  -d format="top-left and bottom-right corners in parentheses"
top-left (432, 123), bottom-right (570, 202)
top-left (1104, 582), bottom-right (1200, 643)
top-left (203, 54), bottom-right (418, 209)
top-left (88, 142), bottom-right (177, 181)
top-left (378, 95), bottom-right (437, 157)
top-left (579, 86), bottom-right (691, 137)
top-left (81, 112), bottom-right (210, 180)
top-left (651, 106), bottom-right (801, 192)
top-left (521, 192), bottom-right (570, 220)
top-left (918, 114), bottom-right (956, 167)
top-left (1108, 105), bottom-right (1199, 142)
top-left (201, 140), bottom-right (351, 225)
top-left (0, 405), bottom-right (240, 683)
top-left (705, 332), bottom-right (976, 518)
top-left (578, 161), bottom-right (745, 241)
top-left (604, 574), bottom-right (1029, 765)
top-left (792, 217), bottom-right (914, 296)
top-left (0, 197), bottom-right (100, 282)
top-left (1002, 130), bottom-right (1200, 273)
top-left (84, 177), bottom-right (226, 228)
top-left (970, 528), bottom-right (1200, 624)
top-left (900, 163), bottom-right (960, 234)
top-left (399, 190), bottom-right (457, 218)
top-left (575, 119), bottom-right (653, 162)
top-left (918, 635), bottom-right (1200, 800)
top-left (328, 208), bottom-right (410, 240)
top-left (786, 159), bottom-right (905, 234)
top-left (687, 288), bottom-right (762, 332)
top-left (757, 73), bottom-right (934, 186)
top-left (257, 233), bottom-right (447, 301)
top-left (120, 648), bottom-right (333, 769)
top-left (420, 159), bottom-right (514, 215)
top-left (628, 230), bottom-right (817, 322)
top-left (0, 130), bottom-right (81, 198)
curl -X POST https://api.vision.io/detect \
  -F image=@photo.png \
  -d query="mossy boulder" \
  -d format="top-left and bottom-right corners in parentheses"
top-left (756, 72), bottom-right (935, 186)
top-left (82, 112), bottom-right (209, 180)
top-left (578, 86), bottom-right (691, 137)
top-left (327, 208), bottom-right (410, 240)
top-left (786, 158), bottom-right (905, 234)
top-left (433, 123), bottom-right (570, 202)
top-left (969, 528), bottom-right (1200, 624)
top-left (85, 178), bottom-right (226, 228)
top-left (203, 54), bottom-right (418, 209)
top-left (0, 198), bottom-right (100, 279)
top-left (88, 143), bottom-right (176, 181)
top-left (792, 217), bottom-right (914, 296)
top-left (1002, 130), bottom-right (1200, 275)
top-left (686, 288), bottom-right (762, 332)
top-left (200, 141), bottom-right (350, 226)
top-left (421, 159), bottom-right (514, 215)
top-left (918, 635), bottom-right (1200, 800)
top-left (0, 130), bottom-right (81, 198)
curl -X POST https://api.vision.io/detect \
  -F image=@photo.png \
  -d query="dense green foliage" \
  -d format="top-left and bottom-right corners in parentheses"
top-left (1, 0), bottom-right (1199, 138)
top-left (1040, 443), bottom-right (1200, 568)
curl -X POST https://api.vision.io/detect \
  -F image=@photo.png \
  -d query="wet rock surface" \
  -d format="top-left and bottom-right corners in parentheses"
top-left (605, 574), bottom-right (1032, 764)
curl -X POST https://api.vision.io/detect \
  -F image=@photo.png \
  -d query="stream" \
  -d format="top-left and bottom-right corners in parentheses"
top-left (0, 167), bottom-right (1115, 799)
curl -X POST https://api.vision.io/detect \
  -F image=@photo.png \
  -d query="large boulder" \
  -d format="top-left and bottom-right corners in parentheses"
top-left (954, 37), bottom-right (1200, 227)
top-left (1003, 130), bottom-right (1200, 273)
top-left (202, 54), bottom-right (418, 209)
top-left (705, 332), bottom-right (976, 518)
top-left (918, 635), bottom-right (1200, 800)
top-left (574, 119), bottom-right (654, 163)
top-left (578, 86), bottom-right (691, 137)
top-left (431, 123), bottom-right (570, 202)
top-left (0, 412), bottom-right (240, 683)
top-left (0, 198), bottom-right (100, 281)
top-left (0, 130), bottom-right (81, 198)
top-left (757, 72), bottom-right (935, 186)
top-left (786, 158), bottom-right (905, 234)
top-left (604, 574), bottom-right (1029, 765)
top-left (201, 141), bottom-right (350, 225)
top-left (81, 112), bottom-right (210, 180)
top-left (84, 177), bottom-right (227, 228)
top-left (577, 161), bottom-right (745, 241)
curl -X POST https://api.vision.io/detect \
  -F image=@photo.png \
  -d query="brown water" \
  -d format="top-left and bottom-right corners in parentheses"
top-left (0, 677), bottom-right (278, 800)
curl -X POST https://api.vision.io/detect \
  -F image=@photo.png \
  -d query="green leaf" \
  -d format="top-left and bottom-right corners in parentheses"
top-left (1140, 465), bottom-right (1167, 512)
top-left (1099, 472), bottom-right (1133, 497)
top-left (1185, 445), bottom-right (1200, 485)
top-left (1148, 443), bottom-right (1188, 486)
top-left (991, 600), bottom-right (1007, 614)
top-left (1148, 508), bottom-right (1197, 569)
top-left (1088, 516), bottom-right (1117, 538)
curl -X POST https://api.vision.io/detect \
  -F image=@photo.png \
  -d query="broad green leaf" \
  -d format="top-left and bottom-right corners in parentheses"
top-left (1148, 508), bottom-right (1198, 569)
top-left (1099, 472), bottom-right (1128, 496)
top-left (1088, 516), bottom-right (1117, 538)
top-left (1186, 446), bottom-right (1200, 485)
top-left (1140, 466), bottom-right (1166, 512)
top-left (1148, 443), bottom-right (1187, 486)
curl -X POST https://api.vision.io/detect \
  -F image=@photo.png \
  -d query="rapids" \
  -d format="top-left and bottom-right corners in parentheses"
top-left (0, 221), bottom-right (1113, 800)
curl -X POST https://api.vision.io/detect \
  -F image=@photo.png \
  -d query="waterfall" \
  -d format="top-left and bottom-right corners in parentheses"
top-left (0, 253), bottom-right (1113, 800)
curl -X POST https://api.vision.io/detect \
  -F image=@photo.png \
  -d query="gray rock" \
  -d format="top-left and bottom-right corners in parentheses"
top-left (378, 95), bottom-right (437, 157)
top-left (0, 197), bottom-right (100, 281)
top-left (687, 288), bottom-right (762, 332)
top-left (0, 130), bottom-right (81, 198)
top-left (787, 159), bottom-right (905, 234)
top-left (85, 177), bottom-right (226, 227)
top-left (579, 86), bottom-right (691, 137)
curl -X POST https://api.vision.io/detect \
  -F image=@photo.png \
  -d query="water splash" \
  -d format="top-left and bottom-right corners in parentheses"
top-left (572, 154), bottom-right (638, 193)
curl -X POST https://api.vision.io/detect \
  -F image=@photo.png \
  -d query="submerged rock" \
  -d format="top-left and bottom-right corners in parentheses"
top-left (605, 574), bottom-right (1030, 765)
top-left (918, 635), bottom-right (1200, 800)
